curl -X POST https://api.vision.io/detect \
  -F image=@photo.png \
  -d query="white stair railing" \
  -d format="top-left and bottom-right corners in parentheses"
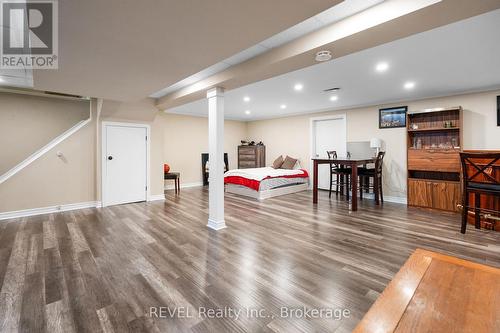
top-left (0, 115), bottom-right (92, 185)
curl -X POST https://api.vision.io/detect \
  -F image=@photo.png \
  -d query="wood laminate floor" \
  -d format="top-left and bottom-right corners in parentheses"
top-left (0, 188), bottom-right (499, 333)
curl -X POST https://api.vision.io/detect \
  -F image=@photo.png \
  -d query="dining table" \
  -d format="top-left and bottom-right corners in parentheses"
top-left (312, 155), bottom-right (377, 211)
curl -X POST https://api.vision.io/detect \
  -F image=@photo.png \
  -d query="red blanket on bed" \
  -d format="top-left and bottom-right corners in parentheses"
top-left (224, 169), bottom-right (309, 191)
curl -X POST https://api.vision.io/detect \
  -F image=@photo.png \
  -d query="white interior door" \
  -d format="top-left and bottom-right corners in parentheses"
top-left (104, 124), bottom-right (148, 206)
top-left (312, 117), bottom-right (347, 190)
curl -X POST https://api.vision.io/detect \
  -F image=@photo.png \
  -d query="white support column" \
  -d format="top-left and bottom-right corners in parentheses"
top-left (207, 87), bottom-right (226, 230)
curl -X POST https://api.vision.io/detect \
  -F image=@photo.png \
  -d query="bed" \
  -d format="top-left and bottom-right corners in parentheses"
top-left (224, 165), bottom-right (309, 200)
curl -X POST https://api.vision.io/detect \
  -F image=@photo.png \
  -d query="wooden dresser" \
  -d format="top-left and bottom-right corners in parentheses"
top-left (407, 107), bottom-right (462, 212)
top-left (238, 145), bottom-right (265, 169)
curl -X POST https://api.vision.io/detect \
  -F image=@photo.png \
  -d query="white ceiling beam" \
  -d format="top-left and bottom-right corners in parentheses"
top-left (156, 0), bottom-right (500, 110)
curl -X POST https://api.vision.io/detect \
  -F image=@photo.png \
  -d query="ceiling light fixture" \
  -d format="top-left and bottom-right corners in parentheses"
top-left (243, 96), bottom-right (250, 102)
top-left (280, 104), bottom-right (287, 109)
top-left (404, 81), bottom-right (416, 90)
top-left (245, 110), bottom-right (251, 115)
top-left (330, 96), bottom-right (338, 101)
top-left (375, 62), bottom-right (389, 72)
top-left (315, 50), bottom-right (332, 62)
top-left (294, 83), bottom-right (303, 91)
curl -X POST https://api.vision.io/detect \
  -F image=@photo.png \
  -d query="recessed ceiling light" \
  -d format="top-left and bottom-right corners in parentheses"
top-left (315, 50), bottom-right (332, 62)
top-left (404, 81), bottom-right (416, 90)
top-left (375, 62), bottom-right (389, 72)
top-left (294, 83), bottom-right (303, 91)
top-left (280, 104), bottom-right (287, 109)
top-left (243, 96), bottom-right (250, 102)
top-left (330, 95), bottom-right (338, 101)
top-left (245, 110), bottom-right (251, 115)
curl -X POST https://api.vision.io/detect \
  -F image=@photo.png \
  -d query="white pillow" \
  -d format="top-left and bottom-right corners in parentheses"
top-left (292, 160), bottom-right (302, 170)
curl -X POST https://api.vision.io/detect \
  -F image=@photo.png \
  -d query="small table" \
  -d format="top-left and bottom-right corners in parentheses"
top-left (354, 249), bottom-right (500, 333)
top-left (164, 172), bottom-right (180, 194)
top-left (312, 156), bottom-right (376, 211)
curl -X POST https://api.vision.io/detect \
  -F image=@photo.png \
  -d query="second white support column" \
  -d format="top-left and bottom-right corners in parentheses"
top-left (206, 87), bottom-right (226, 230)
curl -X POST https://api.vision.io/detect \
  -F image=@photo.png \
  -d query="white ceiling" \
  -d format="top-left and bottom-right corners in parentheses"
top-left (27, 0), bottom-right (338, 101)
top-left (150, 0), bottom-right (385, 98)
top-left (166, 8), bottom-right (500, 120)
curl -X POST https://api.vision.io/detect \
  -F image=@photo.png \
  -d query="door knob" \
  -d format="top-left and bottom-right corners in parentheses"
top-left (108, 156), bottom-right (113, 160)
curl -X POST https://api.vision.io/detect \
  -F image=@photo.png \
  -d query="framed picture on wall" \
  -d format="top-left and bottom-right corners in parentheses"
top-left (497, 95), bottom-right (500, 126)
top-left (379, 106), bottom-right (407, 129)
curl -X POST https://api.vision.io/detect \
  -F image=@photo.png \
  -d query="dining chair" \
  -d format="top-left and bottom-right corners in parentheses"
top-left (327, 151), bottom-right (351, 198)
top-left (459, 152), bottom-right (500, 234)
top-left (358, 152), bottom-right (386, 204)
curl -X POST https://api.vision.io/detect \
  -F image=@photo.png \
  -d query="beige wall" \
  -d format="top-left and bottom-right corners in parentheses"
top-left (157, 113), bottom-right (247, 184)
top-left (0, 100), bottom-right (96, 212)
top-left (1, 89), bottom-right (498, 213)
top-left (100, 98), bottom-right (157, 122)
top-left (97, 106), bottom-right (248, 196)
top-left (0, 96), bottom-right (164, 214)
top-left (247, 89), bottom-right (500, 199)
top-left (0, 92), bottom-right (90, 175)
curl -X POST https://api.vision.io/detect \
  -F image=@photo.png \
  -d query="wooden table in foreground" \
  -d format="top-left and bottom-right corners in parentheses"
top-left (354, 249), bottom-right (500, 333)
top-left (312, 156), bottom-right (376, 211)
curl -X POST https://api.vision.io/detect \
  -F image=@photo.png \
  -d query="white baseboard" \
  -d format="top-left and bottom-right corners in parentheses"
top-left (0, 201), bottom-right (100, 221)
top-left (0, 189), bottom-right (406, 222)
top-left (148, 194), bottom-right (166, 202)
top-left (313, 188), bottom-right (407, 205)
top-left (384, 195), bottom-right (407, 205)
top-left (359, 192), bottom-right (407, 205)
top-left (164, 181), bottom-right (203, 190)
top-left (207, 218), bottom-right (226, 230)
